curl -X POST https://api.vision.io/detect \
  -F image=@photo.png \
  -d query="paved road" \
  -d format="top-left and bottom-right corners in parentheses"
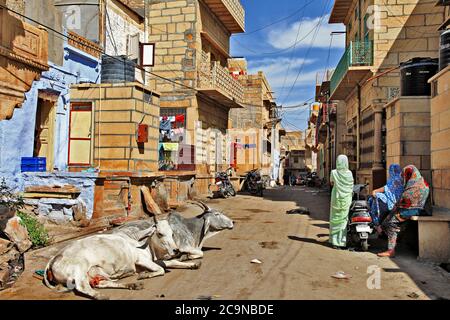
top-left (1, 186), bottom-right (449, 300)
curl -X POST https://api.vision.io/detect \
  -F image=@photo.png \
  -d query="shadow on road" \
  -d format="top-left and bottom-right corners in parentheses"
top-left (287, 235), bottom-right (332, 249)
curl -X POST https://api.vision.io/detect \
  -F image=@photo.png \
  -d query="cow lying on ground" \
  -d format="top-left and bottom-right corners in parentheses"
top-left (44, 220), bottom-right (178, 300)
top-left (116, 201), bottom-right (234, 269)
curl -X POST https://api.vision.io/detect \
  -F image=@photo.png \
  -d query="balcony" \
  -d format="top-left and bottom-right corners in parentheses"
top-left (198, 51), bottom-right (244, 109)
top-left (203, 0), bottom-right (245, 33)
top-left (0, 7), bottom-right (49, 120)
top-left (330, 41), bottom-right (373, 100)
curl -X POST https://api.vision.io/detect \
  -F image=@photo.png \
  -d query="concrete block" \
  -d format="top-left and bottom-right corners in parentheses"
top-left (431, 149), bottom-right (450, 169)
top-left (418, 219), bottom-right (450, 263)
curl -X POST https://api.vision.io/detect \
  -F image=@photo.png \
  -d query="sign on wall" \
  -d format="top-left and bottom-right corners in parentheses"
top-left (140, 43), bottom-right (155, 67)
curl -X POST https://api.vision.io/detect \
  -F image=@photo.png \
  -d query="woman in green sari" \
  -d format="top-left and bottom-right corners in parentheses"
top-left (329, 155), bottom-right (354, 249)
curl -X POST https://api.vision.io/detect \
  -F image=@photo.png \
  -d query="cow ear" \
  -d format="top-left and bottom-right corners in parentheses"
top-left (202, 216), bottom-right (210, 237)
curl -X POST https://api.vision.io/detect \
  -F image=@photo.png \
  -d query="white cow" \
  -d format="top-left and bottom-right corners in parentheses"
top-left (44, 221), bottom-right (178, 300)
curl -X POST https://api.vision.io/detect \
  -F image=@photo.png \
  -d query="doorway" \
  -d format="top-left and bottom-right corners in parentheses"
top-left (33, 98), bottom-right (56, 171)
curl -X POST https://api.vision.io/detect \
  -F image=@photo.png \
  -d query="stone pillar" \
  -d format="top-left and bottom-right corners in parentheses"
top-left (372, 105), bottom-right (386, 189)
top-left (373, 107), bottom-right (384, 171)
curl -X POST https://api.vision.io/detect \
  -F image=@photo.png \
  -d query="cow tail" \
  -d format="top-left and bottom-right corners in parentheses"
top-left (43, 255), bottom-right (72, 293)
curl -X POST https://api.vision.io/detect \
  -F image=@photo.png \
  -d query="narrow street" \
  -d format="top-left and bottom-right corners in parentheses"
top-left (1, 187), bottom-right (449, 300)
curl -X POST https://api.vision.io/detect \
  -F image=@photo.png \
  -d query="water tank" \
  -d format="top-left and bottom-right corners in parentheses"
top-left (439, 29), bottom-right (450, 71)
top-left (400, 57), bottom-right (438, 96)
top-left (101, 55), bottom-right (136, 83)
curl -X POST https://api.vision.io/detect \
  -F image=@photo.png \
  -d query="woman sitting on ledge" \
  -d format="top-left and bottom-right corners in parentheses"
top-left (378, 165), bottom-right (429, 258)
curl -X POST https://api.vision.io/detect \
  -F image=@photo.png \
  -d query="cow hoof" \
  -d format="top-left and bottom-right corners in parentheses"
top-left (191, 262), bottom-right (202, 270)
top-left (128, 282), bottom-right (145, 290)
top-left (137, 272), bottom-right (149, 280)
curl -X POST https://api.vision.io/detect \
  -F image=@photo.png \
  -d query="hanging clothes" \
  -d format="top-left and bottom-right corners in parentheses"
top-left (160, 119), bottom-right (171, 131)
top-left (329, 155), bottom-right (354, 248)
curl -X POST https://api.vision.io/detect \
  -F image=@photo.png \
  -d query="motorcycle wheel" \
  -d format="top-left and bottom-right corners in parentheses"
top-left (219, 188), bottom-right (228, 199)
top-left (361, 239), bottom-right (369, 252)
top-left (227, 184), bottom-right (236, 197)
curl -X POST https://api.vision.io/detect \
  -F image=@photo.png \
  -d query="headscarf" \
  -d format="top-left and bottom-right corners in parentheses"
top-left (377, 164), bottom-right (404, 210)
top-left (330, 155), bottom-right (354, 199)
top-left (398, 165), bottom-right (429, 209)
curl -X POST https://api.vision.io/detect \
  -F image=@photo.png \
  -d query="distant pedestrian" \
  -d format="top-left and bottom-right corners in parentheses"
top-left (329, 155), bottom-right (354, 249)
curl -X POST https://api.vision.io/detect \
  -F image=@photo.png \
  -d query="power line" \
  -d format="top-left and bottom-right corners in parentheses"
top-left (236, 0), bottom-right (316, 36)
top-left (279, 7), bottom-right (307, 100)
top-left (232, 16), bottom-right (323, 56)
top-left (280, 0), bottom-right (331, 105)
top-left (0, 3), bottom-right (198, 92)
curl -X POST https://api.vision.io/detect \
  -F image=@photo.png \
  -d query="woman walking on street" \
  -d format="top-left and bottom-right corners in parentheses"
top-left (329, 155), bottom-right (354, 249)
top-left (378, 165), bottom-right (430, 257)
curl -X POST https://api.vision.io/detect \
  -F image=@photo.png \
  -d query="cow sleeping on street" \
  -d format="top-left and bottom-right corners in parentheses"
top-left (43, 220), bottom-right (178, 300)
top-left (116, 201), bottom-right (234, 269)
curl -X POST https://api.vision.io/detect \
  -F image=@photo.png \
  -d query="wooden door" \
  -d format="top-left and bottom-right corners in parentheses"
top-left (34, 98), bottom-right (55, 171)
top-left (68, 103), bottom-right (92, 166)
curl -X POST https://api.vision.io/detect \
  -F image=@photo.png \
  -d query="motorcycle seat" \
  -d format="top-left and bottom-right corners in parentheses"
top-left (351, 201), bottom-right (368, 210)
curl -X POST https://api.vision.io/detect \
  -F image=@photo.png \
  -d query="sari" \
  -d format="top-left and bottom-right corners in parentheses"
top-left (368, 164), bottom-right (404, 224)
top-left (398, 165), bottom-right (429, 217)
top-left (329, 155), bottom-right (354, 247)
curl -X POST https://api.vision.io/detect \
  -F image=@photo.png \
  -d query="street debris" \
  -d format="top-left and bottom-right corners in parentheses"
top-left (259, 241), bottom-right (279, 249)
top-left (4, 216), bottom-right (32, 253)
top-left (251, 259), bottom-right (262, 264)
top-left (407, 292), bottom-right (420, 299)
top-left (197, 295), bottom-right (221, 300)
top-left (331, 271), bottom-right (352, 279)
top-left (286, 207), bottom-right (310, 215)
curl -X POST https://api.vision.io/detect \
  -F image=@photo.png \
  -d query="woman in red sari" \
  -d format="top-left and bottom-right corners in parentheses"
top-left (378, 165), bottom-right (430, 257)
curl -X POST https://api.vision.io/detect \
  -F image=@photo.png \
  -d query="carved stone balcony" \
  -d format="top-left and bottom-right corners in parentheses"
top-left (0, 7), bottom-right (49, 120)
top-left (203, 0), bottom-right (245, 33)
top-left (198, 51), bottom-right (244, 109)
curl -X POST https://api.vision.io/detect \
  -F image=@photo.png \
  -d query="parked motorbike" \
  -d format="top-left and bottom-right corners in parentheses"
top-left (347, 184), bottom-right (373, 251)
top-left (244, 169), bottom-right (264, 197)
top-left (209, 167), bottom-right (236, 198)
top-left (306, 172), bottom-right (320, 187)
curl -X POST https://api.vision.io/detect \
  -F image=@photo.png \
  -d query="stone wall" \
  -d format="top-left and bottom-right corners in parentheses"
top-left (430, 66), bottom-right (450, 210)
top-left (385, 96), bottom-right (431, 182)
top-left (339, 0), bottom-right (444, 188)
top-left (105, 0), bottom-right (145, 57)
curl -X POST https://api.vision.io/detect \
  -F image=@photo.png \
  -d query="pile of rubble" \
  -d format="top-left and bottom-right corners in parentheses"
top-left (22, 185), bottom-right (88, 225)
top-left (0, 206), bottom-right (31, 290)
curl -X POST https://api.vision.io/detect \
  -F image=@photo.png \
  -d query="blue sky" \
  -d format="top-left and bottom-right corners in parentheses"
top-left (231, 0), bottom-right (346, 131)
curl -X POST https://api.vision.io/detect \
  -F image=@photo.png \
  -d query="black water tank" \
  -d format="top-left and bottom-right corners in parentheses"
top-left (101, 55), bottom-right (136, 83)
top-left (439, 29), bottom-right (450, 71)
top-left (400, 57), bottom-right (438, 96)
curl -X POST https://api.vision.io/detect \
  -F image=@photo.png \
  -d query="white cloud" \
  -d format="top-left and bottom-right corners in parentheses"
top-left (247, 57), bottom-right (317, 90)
top-left (268, 14), bottom-right (345, 50)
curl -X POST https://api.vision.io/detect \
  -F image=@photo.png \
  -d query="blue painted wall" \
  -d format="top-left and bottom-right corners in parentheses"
top-left (0, 35), bottom-right (100, 193)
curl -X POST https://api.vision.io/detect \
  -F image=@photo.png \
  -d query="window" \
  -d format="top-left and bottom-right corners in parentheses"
top-left (159, 108), bottom-right (194, 171)
top-left (363, 14), bottom-right (370, 43)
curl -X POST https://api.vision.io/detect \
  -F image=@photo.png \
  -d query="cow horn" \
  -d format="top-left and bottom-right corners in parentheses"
top-left (136, 225), bottom-right (156, 241)
top-left (197, 201), bottom-right (211, 212)
top-left (187, 200), bottom-right (209, 212)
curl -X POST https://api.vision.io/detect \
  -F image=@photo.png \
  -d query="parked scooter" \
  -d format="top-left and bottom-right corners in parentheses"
top-left (306, 172), bottom-right (320, 187)
top-left (243, 168), bottom-right (264, 197)
top-left (347, 184), bottom-right (373, 251)
top-left (209, 167), bottom-right (236, 198)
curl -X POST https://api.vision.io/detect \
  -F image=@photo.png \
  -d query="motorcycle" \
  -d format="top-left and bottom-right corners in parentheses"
top-left (306, 172), bottom-right (320, 187)
top-left (347, 184), bottom-right (373, 251)
top-left (244, 169), bottom-right (264, 197)
top-left (209, 167), bottom-right (236, 198)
